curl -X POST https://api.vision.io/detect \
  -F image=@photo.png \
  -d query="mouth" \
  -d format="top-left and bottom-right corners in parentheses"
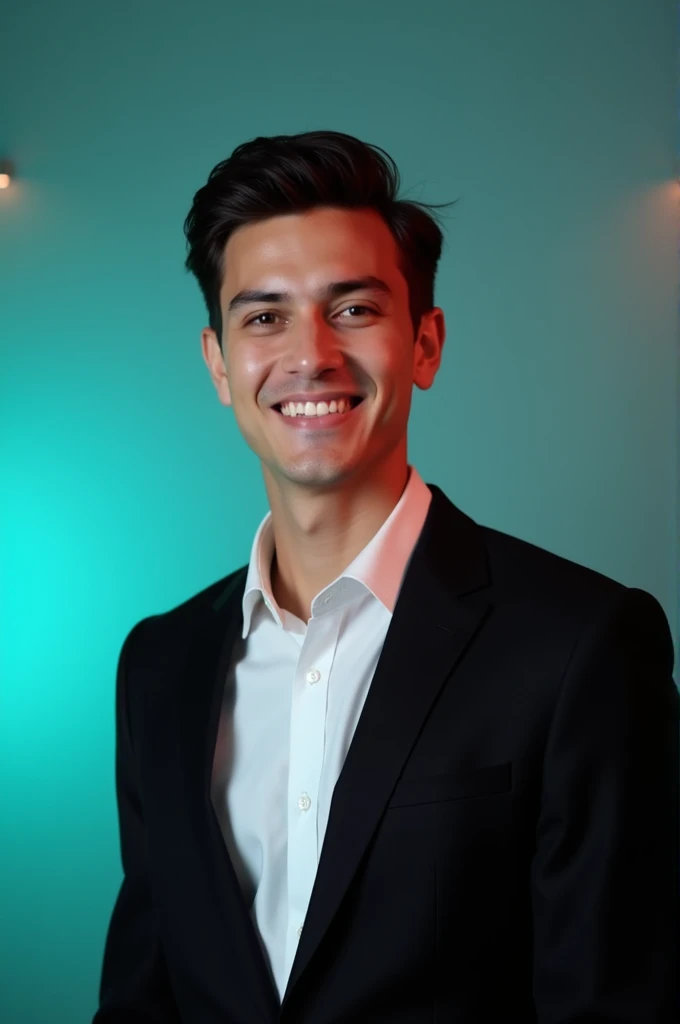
top-left (272, 396), bottom-right (364, 419)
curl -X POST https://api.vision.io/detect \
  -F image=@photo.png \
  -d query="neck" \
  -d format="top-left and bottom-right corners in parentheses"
top-left (264, 453), bottom-right (410, 623)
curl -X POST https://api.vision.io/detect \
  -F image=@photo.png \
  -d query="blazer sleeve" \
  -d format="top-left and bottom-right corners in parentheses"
top-left (92, 621), bottom-right (182, 1023)
top-left (531, 586), bottom-right (679, 1023)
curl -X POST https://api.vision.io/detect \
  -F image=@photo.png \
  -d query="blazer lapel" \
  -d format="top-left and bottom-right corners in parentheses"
top-left (281, 485), bottom-right (492, 1008)
top-left (178, 566), bottom-right (282, 1020)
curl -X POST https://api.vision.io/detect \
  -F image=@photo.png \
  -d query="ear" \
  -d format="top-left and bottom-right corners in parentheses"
top-left (201, 327), bottom-right (232, 407)
top-left (413, 307), bottom-right (446, 391)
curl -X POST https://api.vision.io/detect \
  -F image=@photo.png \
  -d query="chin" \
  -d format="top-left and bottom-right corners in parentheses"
top-left (273, 456), bottom-right (358, 489)
top-left (286, 466), bottom-right (350, 488)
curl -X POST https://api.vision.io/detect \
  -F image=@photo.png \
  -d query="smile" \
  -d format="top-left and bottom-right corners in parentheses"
top-left (272, 396), bottom-right (364, 428)
top-left (276, 397), bottom-right (362, 418)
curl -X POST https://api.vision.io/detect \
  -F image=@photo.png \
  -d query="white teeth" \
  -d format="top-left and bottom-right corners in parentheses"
top-left (280, 397), bottom-right (356, 417)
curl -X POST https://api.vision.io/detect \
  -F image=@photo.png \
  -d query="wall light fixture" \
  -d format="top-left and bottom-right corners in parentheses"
top-left (0, 160), bottom-right (16, 189)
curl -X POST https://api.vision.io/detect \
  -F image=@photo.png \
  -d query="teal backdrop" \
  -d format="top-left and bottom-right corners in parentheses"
top-left (1, 1), bottom-right (677, 1020)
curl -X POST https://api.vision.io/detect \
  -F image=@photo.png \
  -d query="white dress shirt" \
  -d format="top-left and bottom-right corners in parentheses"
top-left (210, 466), bottom-right (432, 1002)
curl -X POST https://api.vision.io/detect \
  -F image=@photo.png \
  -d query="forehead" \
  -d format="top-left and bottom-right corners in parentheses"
top-left (221, 206), bottom-right (405, 298)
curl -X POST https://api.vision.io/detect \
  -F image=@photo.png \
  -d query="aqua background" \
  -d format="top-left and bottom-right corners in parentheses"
top-left (1, 1), bottom-right (677, 1019)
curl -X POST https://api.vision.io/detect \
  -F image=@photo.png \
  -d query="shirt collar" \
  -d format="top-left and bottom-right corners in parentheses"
top-left (241, 466), bottom-right (432, 638)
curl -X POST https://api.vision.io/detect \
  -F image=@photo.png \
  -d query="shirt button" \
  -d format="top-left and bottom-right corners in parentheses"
top-left (298, 792), bottom-right (311, 811)
top-left (306, 668), bottom-right (321, 685)
top-left (296, 925), bottom-right (303, 938)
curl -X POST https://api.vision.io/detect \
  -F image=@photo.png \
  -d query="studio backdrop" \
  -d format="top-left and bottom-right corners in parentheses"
top-left (0, 1), bottom-right (677, 1020)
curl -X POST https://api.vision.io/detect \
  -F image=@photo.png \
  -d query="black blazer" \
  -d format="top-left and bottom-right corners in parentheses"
top-left (93, 484), bottom-right (679, 1023)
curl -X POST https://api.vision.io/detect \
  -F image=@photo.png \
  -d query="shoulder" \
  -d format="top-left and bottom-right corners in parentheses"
top-left (120, 563), bottom-right (248, 666)
top-left (481, 521), bottom-right (624, 605)
top-left (477, 521), bottom-right (672, 658)
top-left (430, 483), bottom-right (627, 615)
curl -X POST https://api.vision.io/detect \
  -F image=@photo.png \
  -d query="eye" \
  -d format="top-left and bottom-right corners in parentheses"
top-left (245, 312), bottom-right (281, 327)
top-left (243, 305), bottom-right (377, 328)
top-left (339, 304), bottom-right (375, 318)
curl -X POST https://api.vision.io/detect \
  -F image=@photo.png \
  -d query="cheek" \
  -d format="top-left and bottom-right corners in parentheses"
top-left (370, 345), bottom-right (413, 406)
top-left (227, 347), bottom-right (272, 411)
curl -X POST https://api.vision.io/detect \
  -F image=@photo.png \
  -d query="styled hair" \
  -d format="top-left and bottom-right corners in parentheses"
top-left (183, 130), bottom-right (456, 344)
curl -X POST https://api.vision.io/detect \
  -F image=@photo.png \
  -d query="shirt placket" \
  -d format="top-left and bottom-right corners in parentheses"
top-left (285, 609), bottom-right (340, 972)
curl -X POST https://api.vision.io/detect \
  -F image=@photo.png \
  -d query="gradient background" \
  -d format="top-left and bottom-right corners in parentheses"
top-left (1, 1), bottom-right (678, 1020)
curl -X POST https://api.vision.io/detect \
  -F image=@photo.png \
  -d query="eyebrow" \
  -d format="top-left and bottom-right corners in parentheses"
top-left (227, 275), bottom-right (393, 314)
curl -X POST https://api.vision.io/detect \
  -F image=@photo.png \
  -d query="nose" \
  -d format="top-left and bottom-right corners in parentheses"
top-left (280, 313), bottom-right (345, 376)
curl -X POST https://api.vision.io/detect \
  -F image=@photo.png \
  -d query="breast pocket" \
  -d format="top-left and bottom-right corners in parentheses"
top-left (387, 761), bottom-right (512, 808)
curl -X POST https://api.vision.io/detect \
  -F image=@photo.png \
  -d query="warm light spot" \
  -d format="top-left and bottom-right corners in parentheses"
top-left (0, 174), bottom-right (10, 189)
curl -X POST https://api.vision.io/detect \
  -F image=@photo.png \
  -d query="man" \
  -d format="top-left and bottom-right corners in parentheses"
top-left (93, 130), bottom-right (678, 1023)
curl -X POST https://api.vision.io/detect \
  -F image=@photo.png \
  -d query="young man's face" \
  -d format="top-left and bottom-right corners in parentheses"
top-left (202, 206), bottom-right (445, 493)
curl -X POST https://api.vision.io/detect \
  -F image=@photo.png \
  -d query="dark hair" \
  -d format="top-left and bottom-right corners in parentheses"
top-left (183, 130), bottom-right (456, 345)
